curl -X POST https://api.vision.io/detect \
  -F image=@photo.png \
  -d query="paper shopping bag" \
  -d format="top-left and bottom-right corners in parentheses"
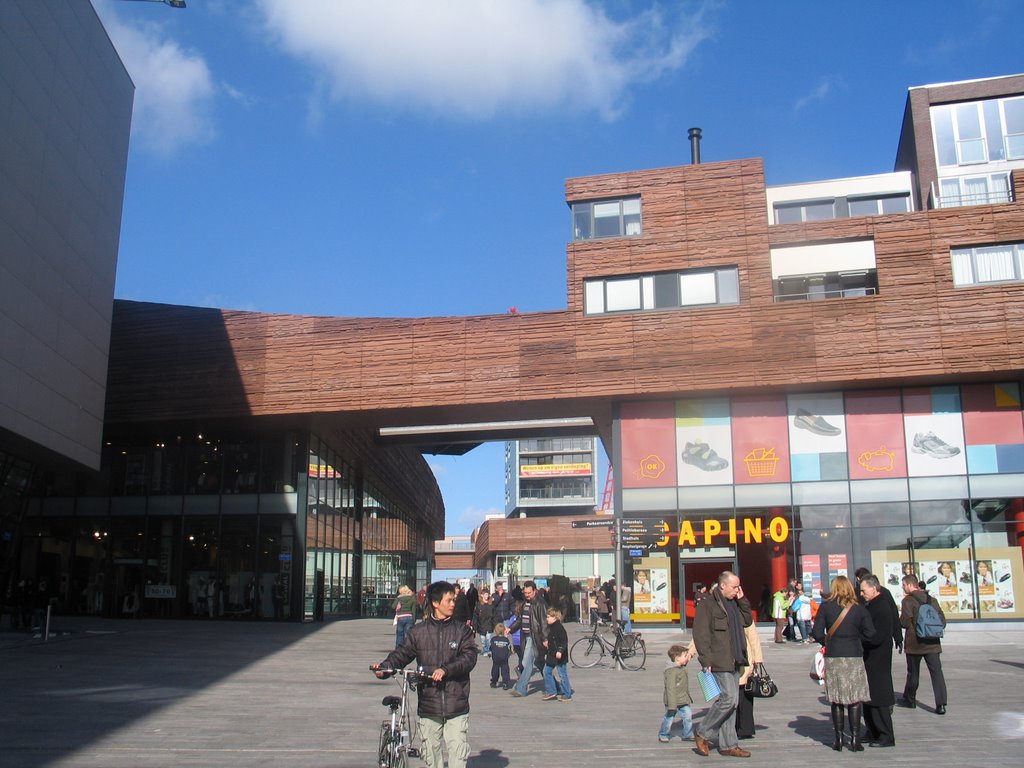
top-left (697, 669), bottom-right (721, 701)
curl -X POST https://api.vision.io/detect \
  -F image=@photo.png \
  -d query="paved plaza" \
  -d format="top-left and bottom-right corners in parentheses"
top-left (1, 616), bottom-right (1022, 767)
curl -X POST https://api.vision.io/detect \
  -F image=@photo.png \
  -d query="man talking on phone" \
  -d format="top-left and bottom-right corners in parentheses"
top-left (691, 570), bottom-right (753, 758)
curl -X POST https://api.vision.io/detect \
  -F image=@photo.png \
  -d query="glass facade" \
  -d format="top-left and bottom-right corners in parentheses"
top-left (16, 428), bottom-right (435, 622)
top-left (616, 384), bottom-right (1024, 624)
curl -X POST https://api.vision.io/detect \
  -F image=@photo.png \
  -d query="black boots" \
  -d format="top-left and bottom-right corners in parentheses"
top-left (847, 703), bottom-right (864, 752)
top-left (830, 703), bottom-right (844, 751)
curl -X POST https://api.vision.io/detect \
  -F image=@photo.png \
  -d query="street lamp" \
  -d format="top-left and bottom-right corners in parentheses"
top-left (117, 0), bottom-right (187, 8)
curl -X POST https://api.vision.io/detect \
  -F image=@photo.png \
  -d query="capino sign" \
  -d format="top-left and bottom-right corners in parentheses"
top-left (652, 516), bottom-right (790, 548)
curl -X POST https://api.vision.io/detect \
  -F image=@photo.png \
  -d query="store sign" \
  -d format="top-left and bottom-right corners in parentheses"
top-left (144, 585), bottom-right (176, 599)
top-left (520, 463), bottom-right (591, 477)
top-left (664, 516), bottom-right (790, 548)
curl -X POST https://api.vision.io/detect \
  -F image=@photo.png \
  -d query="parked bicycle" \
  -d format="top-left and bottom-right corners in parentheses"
top-left (569, 618), bottom-right (646, 670)
top-left (369, 665), bottom-right (423, 768)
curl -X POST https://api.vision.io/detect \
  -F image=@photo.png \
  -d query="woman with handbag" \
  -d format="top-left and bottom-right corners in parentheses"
top-left (811, 576), bottom-right (876, 752)
top-left (735, 622), bottom-right (765, 739)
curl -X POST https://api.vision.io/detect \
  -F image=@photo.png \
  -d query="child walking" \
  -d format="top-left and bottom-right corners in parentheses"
top-left (541, 607), bottom-right (573, 702)
top-left (489, 622), bottom-right (513, 689)
top-left (659, 643), bottom-right (694, 742)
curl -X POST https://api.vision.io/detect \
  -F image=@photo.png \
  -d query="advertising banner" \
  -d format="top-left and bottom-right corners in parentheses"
top-left (676, 398), bottom-right (733, 486)
top-left (788, 392), bottom-right (848, 481)
top-left (730, 395), bottom-right (791, 484)
top-left (520, 463), bottom-right (591, 477)
top-left (961, 382), bottom-right (1024, 474)
top-left (801, 554), bottom-right (821, 596)
top-left (845, 389), bottom-right (907, 479)
top-left (620, 401), bottom-right (677, 488)
top-left (902, 386), bottom-right (967, 477)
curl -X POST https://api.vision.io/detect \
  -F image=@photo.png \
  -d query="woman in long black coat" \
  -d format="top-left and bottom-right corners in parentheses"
top-left (860, 575), bottom-right (898, 747)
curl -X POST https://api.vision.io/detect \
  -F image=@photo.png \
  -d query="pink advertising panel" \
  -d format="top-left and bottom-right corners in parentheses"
top-left (620, 401), bottom-right (677, 489)
top-left (845, 389), bottom-right (908, 479)
top-left (730, 395), bottom-right (791, 484)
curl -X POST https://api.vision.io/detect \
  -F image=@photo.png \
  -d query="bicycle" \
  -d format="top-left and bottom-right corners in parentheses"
top-left (569, 618), bottom-right (646, 670)
top-left (369, 665), bottom-right (423, 768)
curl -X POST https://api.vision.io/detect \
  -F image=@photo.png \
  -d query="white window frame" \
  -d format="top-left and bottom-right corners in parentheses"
top-left (951, 243), bottom-right (1024, 287)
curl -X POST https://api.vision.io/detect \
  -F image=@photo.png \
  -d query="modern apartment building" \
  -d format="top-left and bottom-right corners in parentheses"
top-left (504, 437), bottom-right (599, 518)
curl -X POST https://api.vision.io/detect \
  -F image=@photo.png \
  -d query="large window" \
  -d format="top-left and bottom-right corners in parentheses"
top-left (584, 267), bottom-right (739, 315)
top-left (932, 96), bottom-right (1024, 167)
top-left (775, 193), bottom-right (911, 224)
top-left (572, 197), bottom-right (642, 240)
top-left (937, 174), bottom-right (1012, 208)
top-left (774, 270), bottom-right (878, 302)
top-left (951, 242), bottom-right (1024, 286)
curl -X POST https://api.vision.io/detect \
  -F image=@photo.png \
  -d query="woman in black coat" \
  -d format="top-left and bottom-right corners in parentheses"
top-left (860, 575), bottom-right (898, 747)
top-left (812, 575), bottom-right (875, 752)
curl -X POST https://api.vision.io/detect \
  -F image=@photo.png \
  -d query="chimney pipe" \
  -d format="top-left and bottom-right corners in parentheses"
top-left (688, 127), bottom-right (702, 165)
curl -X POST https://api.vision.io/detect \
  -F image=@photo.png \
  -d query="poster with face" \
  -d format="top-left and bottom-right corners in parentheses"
top-left (633, 561), bottom-right (670, 614)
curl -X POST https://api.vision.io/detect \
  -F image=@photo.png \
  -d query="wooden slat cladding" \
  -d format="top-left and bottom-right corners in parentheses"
top-left (107, 162), bottom-right (1024, 429)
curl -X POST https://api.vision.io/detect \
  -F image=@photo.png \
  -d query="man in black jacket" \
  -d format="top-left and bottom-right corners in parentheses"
top-left (506, 580), bottom-right (547, 697)
top-left (861, 575), bottom-right (897, 747)
top-left (374, 581), bottom-right (478, 768)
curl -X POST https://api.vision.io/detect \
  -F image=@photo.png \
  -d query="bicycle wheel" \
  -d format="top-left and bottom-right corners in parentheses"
top-left (377, 724), bottom-right (407, 768)
top-left (570, 636), bottom-right (605, 668)
top-left (617, 636), bottom-right (647, 671)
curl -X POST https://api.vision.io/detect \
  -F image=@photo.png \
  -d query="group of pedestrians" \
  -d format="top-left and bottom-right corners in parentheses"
top-left (377, 578), bottom-right (576, 768)
top-left (812, 567), bottom-right (946, 753)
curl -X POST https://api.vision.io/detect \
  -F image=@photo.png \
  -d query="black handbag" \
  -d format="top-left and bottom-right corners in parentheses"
top-left (745, 662), bottom-right (778, 698)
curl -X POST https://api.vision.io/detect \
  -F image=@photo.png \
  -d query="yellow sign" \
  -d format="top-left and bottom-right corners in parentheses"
top-left (654, 516), bottom-right (790, 548)
top-left (520, 463), bottom-right (592, 477)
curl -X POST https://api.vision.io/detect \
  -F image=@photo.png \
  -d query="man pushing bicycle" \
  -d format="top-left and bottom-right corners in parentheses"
top-left (372, 580), bottom-right (478, 768)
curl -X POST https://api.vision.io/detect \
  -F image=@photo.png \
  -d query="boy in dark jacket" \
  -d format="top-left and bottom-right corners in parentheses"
top-left (373, 581), bottom-right (478, 768)
top-left (489, 622), bottom-right (513, 689)
top-left (541, 607), bottom-right (573, 701)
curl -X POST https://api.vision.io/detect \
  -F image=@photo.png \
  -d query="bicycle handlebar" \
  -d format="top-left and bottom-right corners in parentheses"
top-left (370, 665), bottom-right (427, 684)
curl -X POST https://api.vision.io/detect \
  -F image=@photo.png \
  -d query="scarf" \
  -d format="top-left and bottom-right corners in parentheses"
top-left (722, 593), bottom-right (748, 668)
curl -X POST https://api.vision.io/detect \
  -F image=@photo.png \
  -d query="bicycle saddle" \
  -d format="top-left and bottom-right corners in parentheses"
top-left (382, 695), bottom-right (401, 709)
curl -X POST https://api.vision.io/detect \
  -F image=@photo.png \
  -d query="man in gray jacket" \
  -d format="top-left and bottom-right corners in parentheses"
top-left (691, 571), bottom-right (753, 758)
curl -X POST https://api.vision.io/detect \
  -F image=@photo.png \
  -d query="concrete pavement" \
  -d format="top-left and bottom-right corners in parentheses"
top-left (1, 616), bottom-right (1022, 767)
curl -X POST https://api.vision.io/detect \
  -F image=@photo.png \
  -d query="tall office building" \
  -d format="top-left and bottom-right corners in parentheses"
top-left (504, 437), bottom-right (598, 518)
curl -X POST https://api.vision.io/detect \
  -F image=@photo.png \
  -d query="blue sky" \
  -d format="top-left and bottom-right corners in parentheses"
top-left (93, 0), bottom-right (1020, 539)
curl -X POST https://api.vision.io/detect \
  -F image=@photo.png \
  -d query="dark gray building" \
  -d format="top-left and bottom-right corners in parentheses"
top-left (1, 0), bottom-right (133, 578)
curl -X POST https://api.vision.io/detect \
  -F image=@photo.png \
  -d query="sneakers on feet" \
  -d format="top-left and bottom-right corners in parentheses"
top-left (912, 431), bottom-right (961, 459)
top-left (793, 408), bottom-right (842, 436)
top-left (557, 696), bottom-right (572, 702)
top-left (489, 682), bottom-right (498, 688)
top-left (541, 693), bottom-right (558, 701)
top-left (682, 441), bottom-right (729, 472)
top-left (658, 736), bottom-right (671, 743)
top-left (508, 690), bottom-right (524, 698)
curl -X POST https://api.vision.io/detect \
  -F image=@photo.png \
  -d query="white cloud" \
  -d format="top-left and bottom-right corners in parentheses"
top-left (93, 1), bottom-right (216, 156)
top-left (794, 78), bottom-right (835, 112)
top-left (454, 505), bottom-right (503, 534)
top-left (254, 0), bottom-right (710, 120)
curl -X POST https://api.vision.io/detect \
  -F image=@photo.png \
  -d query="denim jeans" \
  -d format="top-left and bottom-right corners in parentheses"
top-left (395, 616), bottom-right (415, 648)
top-left (620, 605), bottom-right (633, 633)
top-left (479, 631), bottom-right (492, 654)
top-left (514, 636), bottom-right (539, 694)
top-left (659, 704), bottom-right (693, 740)
top-left (542, 662), bottom-right (573, 697)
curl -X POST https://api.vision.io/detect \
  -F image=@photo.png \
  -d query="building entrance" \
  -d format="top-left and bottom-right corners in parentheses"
top-left (679, 558), bottom-right (734, 630)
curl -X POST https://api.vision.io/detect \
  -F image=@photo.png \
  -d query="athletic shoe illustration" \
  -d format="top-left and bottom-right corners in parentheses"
top-left (682, 441), bottom-right (729, 472)
top-left (911, 431), bottom-right (960, 459)
top-left (792, 408), bottom-right (842, 436)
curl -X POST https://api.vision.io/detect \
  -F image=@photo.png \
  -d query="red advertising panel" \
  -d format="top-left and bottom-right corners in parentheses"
top-left (620, 401), bottom-right (677, 489)
top-left (961, 383), bottom-right (1024, 444)
top-left (801, 554), bottom-right (822, 595)
top-left (730, 395), bottom-right (790, 484)
top-left (845, 389), bottom-right (907, 479)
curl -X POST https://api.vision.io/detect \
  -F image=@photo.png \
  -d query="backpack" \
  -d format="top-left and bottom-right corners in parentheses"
top-left (915, 600), bottom-right (944, 639)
